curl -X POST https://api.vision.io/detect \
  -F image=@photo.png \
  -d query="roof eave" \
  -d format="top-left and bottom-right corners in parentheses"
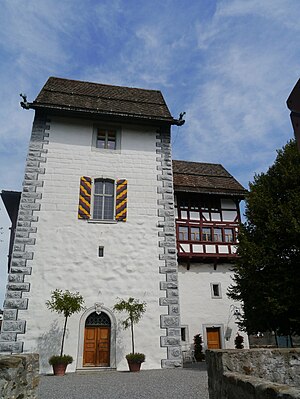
top-left (27, 102), bottom-right (181, 126)
top-left (174, 186), bottom-right (247, 198)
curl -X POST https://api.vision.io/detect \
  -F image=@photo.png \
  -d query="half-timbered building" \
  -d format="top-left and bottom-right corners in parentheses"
top-left (173, 160), bottom-right (248, 352)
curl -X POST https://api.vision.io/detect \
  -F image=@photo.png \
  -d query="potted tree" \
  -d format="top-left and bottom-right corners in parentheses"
top-left (194, 333), bottom-right (205, 361)
top-left (46, 289), bottom-right (84, 376)
top-left (113, 297), bottom-right (146, 372)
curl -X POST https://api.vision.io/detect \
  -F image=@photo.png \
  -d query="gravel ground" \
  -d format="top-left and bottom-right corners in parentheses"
top-left (38, 363), bottom-right (209, 399)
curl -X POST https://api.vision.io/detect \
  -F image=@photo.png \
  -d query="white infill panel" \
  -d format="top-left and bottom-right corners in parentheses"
top-left (190, 211), bottom-right (200, 220)
top-left (181, 211), bottom-right (188, 219)
top-left (222, 210), bottom-right (237, 221)
top-left (192, 244), bottom-right (203, 253)
top-left (211, 213), bottom-right (221, 221)
top-left (231, 245), bottom-right (237, 254)
top-left (218, 245), bottom-right (229, 254)
top-left (179, 244), bottom-right (190, 253)
top-left (205, 245), bottom-right (216, 253)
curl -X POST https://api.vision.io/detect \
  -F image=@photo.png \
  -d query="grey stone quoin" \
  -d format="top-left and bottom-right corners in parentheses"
top-left (156, 127), bottom-right (182, 368)
top-left (0, 113), bottom-right (49, 353)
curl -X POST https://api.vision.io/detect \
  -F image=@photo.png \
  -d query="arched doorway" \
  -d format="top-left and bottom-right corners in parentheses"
top-left (83, 311), bottom-right (111, 367)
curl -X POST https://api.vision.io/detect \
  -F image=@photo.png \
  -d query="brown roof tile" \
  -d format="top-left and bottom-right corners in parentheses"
top-left (173, 160), bottom-right (247, 197)
top-left (31, 77), bottom-right (174, 122)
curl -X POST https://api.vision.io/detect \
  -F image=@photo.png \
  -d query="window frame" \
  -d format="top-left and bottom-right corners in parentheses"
top-left (180, 325), bottom-right (189, 344)
top-left (92, 125), bottom-right (121, 152)
top-left (91, 178), bottom-right (115, 221)
top-left (224, 228), bottom-right (234, 243)
top-left (211, 283), bottom-right (222, 299)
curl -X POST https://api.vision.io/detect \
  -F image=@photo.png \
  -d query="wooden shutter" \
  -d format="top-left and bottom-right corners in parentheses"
top-left (78, 176), bottom-right (92, 219)
top-left (115, 179), bottom-right (127, 222)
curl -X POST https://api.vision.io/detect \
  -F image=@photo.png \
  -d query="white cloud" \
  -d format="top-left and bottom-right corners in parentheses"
top-left (173, 0), bottom-right (300, 188)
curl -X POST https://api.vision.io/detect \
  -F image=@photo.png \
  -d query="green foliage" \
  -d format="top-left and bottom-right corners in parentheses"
top-left (234, 334), bottom-right (244, 349)
top-left (113, 297), bottom-right (146, 329)
top-left (113, 297), bottom-right (146, 354)
top-left (48, 355), bottom-right (73, 366)
top-left (46, 289), bottom-right (85, 319)
top-left (193, 334), bottom-right (204, 361)
top-left (46, 289), bottom-right (85, 357)
top-left (125, 353), bottom-right (145, 363)
top-left (228, 140), bottom-right (300, 338)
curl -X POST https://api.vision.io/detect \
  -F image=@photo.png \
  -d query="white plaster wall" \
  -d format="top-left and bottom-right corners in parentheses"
top-left (19, 116), bottom-right (166, 373)
top-left (178, 262), bottom-right (249, 351)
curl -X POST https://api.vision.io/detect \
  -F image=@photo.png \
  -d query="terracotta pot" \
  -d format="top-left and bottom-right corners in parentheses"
top-left (127, 360), bottom-right (142, 372)
top-left (52, 363), bottom-right (68, 376)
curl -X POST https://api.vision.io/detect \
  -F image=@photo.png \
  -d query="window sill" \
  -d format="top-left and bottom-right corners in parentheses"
top-left (87, 219), bottom-right (118, 224)
top-left (91, 147), bottom-right (121, 154)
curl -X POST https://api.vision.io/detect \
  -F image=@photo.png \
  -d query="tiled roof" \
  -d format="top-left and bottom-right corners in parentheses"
top-left (31, 77), bottom-right (175, 123)
top-left (173, 160), bottom-right (247, 197)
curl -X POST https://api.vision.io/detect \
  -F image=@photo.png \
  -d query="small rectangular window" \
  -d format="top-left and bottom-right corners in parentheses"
top-left (181, 326), bottom-right (189, 343)
top-left (96, 128), bottom-right (117, 150)
top-left (98, 246), bottom-right (104, 257)
top-left (224, 228), bottom-right (234, 243)
top-left (178, 226), bottom-right (189, 241)
top-left (214, 228), bottom-right (223, 242)
top-left (211, 283), bottom-right (222, 298)
top-left (202, 227), bottom-right (212, 241)
top-left (93, 179), bottom-right (114, 220)
top-left (181, 327), bottom-right (186, 342)
top-left (191, 227), bottom-right (200, 241)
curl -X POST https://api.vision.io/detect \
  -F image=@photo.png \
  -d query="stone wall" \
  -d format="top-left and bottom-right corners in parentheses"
top-left (0, 353), bottom-right (39, 399)
top-left (157, 127), bottom-right (182, 368)
top-left (0, 114), bottom-right (49, 353)
top-left (206, 348), bottom-right (300, 399)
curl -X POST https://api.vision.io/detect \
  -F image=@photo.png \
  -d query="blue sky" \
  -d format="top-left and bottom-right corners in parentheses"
top-left (0, 0), bottom-right (300, 306)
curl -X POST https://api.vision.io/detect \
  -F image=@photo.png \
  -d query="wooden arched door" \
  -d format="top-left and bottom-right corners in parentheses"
top-left (83, 312), bottom-right (111, 367)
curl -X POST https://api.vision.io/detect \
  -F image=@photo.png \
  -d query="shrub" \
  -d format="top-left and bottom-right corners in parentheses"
top-left (235, 333), bottom-right (244, 349)
top-left (49, 355), bottom-right (73, 366)
top-left (194, 333), bottom-right (205, 361)
top-left (125, 353), bottom-right (145, 363)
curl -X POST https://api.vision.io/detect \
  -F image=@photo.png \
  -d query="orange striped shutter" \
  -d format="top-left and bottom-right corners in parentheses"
top-left (116, 179), bottom-right (127, 222)
top-left (78, 176), bottom-right (92, 219)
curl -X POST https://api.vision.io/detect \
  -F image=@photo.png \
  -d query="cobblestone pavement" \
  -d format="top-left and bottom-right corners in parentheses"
top-left (39, 363), bottom-right (209, 399)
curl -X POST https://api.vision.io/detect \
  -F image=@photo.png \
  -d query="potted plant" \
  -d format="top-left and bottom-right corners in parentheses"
top-left (113, 297), bottom-right (146, 372)
top-left (46, 289), bottom-right (84, 376)
top-left (48, 355), bottom-right (73, 376)
top-left (194, 333), bottom-right (205, 361)
top-left (235, 333), bottom-right (244, 349)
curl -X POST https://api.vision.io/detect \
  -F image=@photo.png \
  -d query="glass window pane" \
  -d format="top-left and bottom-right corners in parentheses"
top-left (107, 139), bottom-right (116, 150)
top-left (96, 129), bottom-right (106, 149)
top-left (213, 284), bottom-right (219, 296)
top-left (214, 228), bottom-right (222, 242)
top-left (94, 180), bottom-right (104, 194)
top-left (96, 138), bottom-right (105, 148)
top-left (96, 129), bottom-right (116, 150)
top-left (225, 228), bottom-right (234, 242)
top-left (103, 196), bottom-right (114, 219)
top-left (178, 226), bottom-right (188, 240)
top-left (191, 227), bottom-right (200, 241)
top-left (93, 196), bottom-right (103, 219)
top-left (202, 227), bottom-right (212, 241)
top-left (104, 181), bottom-right (114, 195)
